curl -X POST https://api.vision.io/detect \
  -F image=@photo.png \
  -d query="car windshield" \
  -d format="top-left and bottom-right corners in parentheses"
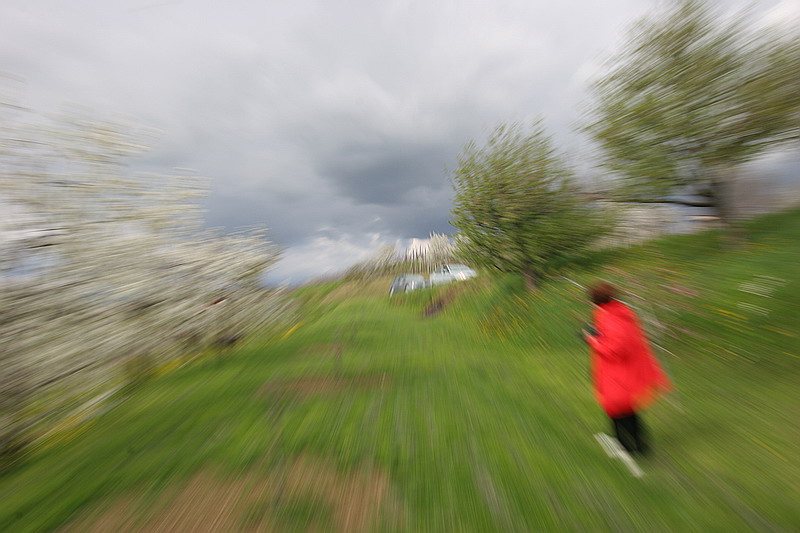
top-left (447, 264), bottom-right (471, 272)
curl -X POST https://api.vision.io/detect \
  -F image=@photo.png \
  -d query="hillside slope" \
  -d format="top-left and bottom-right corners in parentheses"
top-left (1, 210), bottom-right (799, 532)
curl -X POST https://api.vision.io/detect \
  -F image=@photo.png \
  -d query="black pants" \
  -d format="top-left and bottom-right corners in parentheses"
top-left (611, 413), bottom-right (648, 455)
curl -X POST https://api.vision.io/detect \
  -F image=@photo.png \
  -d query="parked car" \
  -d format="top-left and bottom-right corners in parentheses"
top-left (429, 264), bottom-right (478, 286)
top-left (389, 274), bottom-right (427, 296)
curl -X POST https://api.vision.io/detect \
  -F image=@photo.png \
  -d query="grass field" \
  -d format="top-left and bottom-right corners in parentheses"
top-left (1, 210), bottom-right (799, 532)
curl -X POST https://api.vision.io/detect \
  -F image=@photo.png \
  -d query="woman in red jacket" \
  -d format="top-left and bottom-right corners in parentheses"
top-left (583, 282), bottom-right (671, 455)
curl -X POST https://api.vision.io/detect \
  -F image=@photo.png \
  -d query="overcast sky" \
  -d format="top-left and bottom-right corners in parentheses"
top-left (2, 0), bottom-right (798, 283)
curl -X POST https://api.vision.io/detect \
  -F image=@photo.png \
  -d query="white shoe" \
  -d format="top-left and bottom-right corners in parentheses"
top-left (595, 433), bottom-right (645, 478)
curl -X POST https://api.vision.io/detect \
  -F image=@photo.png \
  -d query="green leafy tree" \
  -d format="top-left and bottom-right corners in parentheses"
top-left (451, 122), bottom-right (609, 289)
top-left (584, 0), bottom-right (800, 226)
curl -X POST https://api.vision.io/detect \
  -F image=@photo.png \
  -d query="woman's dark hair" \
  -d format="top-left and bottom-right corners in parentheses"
top-left (589, 282), bottom-right (617, 305)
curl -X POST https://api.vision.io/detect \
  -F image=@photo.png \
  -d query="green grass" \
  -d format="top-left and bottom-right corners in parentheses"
top-left (1, 210), bottom-right (800, 532)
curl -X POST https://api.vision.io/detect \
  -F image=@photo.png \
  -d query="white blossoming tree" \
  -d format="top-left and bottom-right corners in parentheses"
top-left (0, 99), bottom-right (284, 458)
top-left (423, 233), bottom-right (457, 272)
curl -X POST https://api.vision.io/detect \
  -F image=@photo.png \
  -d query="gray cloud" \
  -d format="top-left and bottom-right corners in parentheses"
top-left (1, 0), bottom-right (795, 283)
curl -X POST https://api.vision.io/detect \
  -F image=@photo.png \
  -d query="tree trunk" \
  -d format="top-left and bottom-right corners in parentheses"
top-left (709, 178), bottom-right (728, 227)
top-left (522, 269), bottom-right (538, 291)
top-left (710, 173), bottom-right (746, 246)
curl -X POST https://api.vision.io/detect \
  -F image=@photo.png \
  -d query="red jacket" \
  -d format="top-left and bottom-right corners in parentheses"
top-left (587, 300), bottom-right (671, 417)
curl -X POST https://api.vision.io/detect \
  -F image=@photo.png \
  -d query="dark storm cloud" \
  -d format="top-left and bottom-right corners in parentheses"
top-left (319, 142), bottom-right (451, 205)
